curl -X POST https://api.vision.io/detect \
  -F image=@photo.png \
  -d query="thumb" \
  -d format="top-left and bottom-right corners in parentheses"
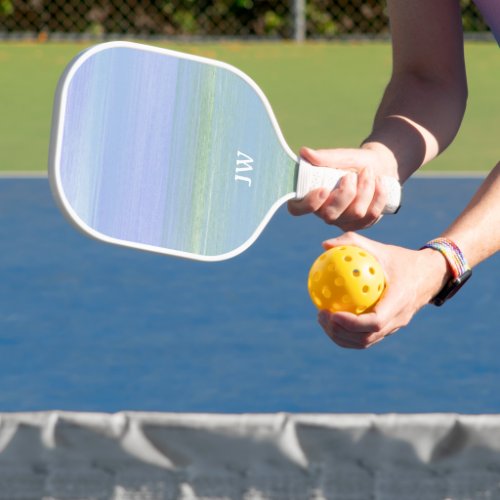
top-left (322, 231), bottom-right (370, 250)
top-left (300, 146), bottom-right (367, 171)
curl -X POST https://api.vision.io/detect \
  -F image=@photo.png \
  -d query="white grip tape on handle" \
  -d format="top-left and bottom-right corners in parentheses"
top-left (295, 159), bottom-right (401, 214)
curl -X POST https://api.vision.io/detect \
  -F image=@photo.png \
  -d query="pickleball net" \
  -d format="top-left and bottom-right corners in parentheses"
top-left (1, 411), bottom-right (500, 499)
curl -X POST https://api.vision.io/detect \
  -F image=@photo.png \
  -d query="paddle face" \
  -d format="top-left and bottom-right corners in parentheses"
top-left (49, 42), bottom-right (298, 261)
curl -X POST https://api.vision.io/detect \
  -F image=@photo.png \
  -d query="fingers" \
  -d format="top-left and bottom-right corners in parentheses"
top-left (288, 187), bottom-right (330, 216)
top-left (330, 168), bottom-right (386, 231)
top-left (367, 176), bottom-right (388, 220)
top-left (349, 166), bottom-right (376, 219)
top-left (288, 146), bottom-right (388, 230)
top-left (317, 280), bottom-right (412, 349)
top-left (316, 172), bottom-right (357, 223)
top-left (318, 308), bottom-right (398, 350)
top-left (288, 169), bottom-right (386, 229)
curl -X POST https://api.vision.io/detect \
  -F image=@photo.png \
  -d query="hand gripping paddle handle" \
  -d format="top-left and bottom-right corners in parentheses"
top-left (295, 158), bottom-right (401, 214)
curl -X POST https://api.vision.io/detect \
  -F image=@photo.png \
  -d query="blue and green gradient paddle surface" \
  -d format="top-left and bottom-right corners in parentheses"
top-left (49, 42), bottom-right (401, 261)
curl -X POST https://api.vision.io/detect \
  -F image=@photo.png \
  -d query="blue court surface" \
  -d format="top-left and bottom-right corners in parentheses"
top-left (0, 176), bottom-right (498, 414)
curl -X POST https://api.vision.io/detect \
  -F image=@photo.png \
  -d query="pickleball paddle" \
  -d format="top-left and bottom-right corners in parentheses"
top-left (49, 41), bottom-right (401, 261)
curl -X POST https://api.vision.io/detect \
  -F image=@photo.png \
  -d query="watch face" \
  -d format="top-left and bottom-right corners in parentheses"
top-left (432, 269), bottom-right (472, 306)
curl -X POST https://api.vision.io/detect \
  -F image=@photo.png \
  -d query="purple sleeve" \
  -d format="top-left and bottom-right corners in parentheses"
top-left (473, 0), bottom-right (500, 44)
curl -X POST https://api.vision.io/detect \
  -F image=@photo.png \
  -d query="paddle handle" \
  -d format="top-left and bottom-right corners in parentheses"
top-left (295, 159), bottom-right (401, 214)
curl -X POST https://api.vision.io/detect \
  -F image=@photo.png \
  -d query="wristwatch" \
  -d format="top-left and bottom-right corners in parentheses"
top-left (421, 238), bottom-right (472, 306)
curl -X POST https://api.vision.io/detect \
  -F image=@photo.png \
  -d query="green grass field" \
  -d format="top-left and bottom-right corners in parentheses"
top-left (0, 41), bottom-right (497, 173)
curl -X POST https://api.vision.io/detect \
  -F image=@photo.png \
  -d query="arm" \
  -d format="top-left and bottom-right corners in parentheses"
top-left (318, 163), bottom-right (500, 349)
top-left (364, 0), bottom-right (468, 181)
top-left (288, 0), bottom-right (468, 229)
top-left (441, 163), bottom-right (500, 268)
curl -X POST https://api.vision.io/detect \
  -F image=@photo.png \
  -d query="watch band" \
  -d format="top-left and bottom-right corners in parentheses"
top-left (421, 238), bottom-right (472, 306)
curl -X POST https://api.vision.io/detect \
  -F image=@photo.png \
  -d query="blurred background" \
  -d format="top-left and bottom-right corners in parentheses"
top-left (0, 1), bottom-right (497, 176)
top-left (0, 0), bottom-right (492, 40)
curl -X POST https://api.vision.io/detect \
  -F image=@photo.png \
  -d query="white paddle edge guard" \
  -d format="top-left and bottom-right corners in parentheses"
top-left (296, 158), bottom-right (402, 214)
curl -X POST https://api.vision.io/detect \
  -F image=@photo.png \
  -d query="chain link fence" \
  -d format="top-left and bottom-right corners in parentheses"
top-left (0, 0), bottom-right (491, 40)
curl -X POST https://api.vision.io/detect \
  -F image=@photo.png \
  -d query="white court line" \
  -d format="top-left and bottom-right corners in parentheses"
top-left (414, 170), bottom-right (487, 178)
top-left (0, 171), bottom-right (48, 178)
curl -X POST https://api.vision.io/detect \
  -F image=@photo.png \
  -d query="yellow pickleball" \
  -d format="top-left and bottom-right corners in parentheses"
top-left (308, 245), bottom-right (385, 314)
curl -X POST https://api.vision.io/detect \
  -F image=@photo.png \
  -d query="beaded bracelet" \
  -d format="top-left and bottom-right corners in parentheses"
top-left (420, 237), bottom-right (472, 306)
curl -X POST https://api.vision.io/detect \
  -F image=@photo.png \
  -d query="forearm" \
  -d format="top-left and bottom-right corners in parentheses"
top-left (441, 162), bottom-right (500, 267)
top-left (413, 163), bottom-right (500, 307)
top-left (361, 0), bottom-right (467, 183)
top-left (363, 73), bottom-right (467, 182)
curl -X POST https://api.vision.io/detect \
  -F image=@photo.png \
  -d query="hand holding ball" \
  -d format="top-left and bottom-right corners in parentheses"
top-left (308, 245), bottom-right (385, 314)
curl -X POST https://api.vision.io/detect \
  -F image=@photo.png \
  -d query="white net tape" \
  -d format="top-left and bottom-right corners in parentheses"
top-left (0, 412), bottom-right (500, 499)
